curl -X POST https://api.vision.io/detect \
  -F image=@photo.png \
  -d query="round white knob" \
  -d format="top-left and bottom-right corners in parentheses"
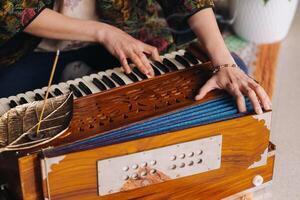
top-left (132, 164), bottom-right (139, 170)
top-left (150, 160), bottom-right (157, 166)
top-left (197, 150), bottom-right (203, 155)
top-left (252, 175), bottom-right (264, 187)
top-left (150, 169), bottom-right (157, 174)
top-left (171, 155), bottom-right (177, 161)
top-left (188, 152), bottom-right (194, 157)
top-left (188, 161), bottom-right (194, 166)
top-left (122, 166), bottom-right (129, 171)
top-left (169, 164), bottom-right (176, 170)
top-left (141, 162), bottom-right (147, 168)
top-left (131, 173), bottom-right (139, 180)
top-left (179, 153), bottom-right (186, 159)
top-left (123, 175), bottom-right (129, 181)
top-left (197, 158), bottom-right (203, 164)
top-left (179, 163), bottom-right (185, 168)
top-left (141, 171), bottom-right (147, 177)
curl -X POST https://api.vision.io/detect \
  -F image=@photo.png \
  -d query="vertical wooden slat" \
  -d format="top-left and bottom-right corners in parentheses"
top-left (254, 43), bottom-right (281, 98)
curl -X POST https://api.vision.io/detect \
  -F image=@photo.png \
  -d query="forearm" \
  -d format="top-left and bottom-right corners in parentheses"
top-left (188, 8), bottom-right (234, 66)
top-left (24, 8), bottom-right (105, 43)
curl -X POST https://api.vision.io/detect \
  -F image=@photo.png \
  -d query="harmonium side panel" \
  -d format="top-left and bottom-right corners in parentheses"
top-left (18, 111), bottom-right (271, 200)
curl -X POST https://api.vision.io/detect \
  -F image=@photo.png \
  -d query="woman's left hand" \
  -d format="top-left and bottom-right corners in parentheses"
top-left (195, 64), bottom-right (272, 114)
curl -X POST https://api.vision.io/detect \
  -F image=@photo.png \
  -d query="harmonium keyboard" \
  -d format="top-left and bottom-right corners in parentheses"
top-left (0, 43), bottom-right (275, 200)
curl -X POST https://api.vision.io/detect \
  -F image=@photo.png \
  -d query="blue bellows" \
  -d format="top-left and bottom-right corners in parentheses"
top-left (46, 95), bottom-right (254, 156)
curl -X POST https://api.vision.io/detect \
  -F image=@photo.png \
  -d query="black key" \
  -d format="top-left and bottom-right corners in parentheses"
top-left (175, 55), bottom-right (191, 68)
top-left (92, 78), bottom-right (107, 91)
top-left (151, 64), bottom-right (161, 76)
top-left (102, 75), bottom-right (116, 88)
top-left (9, 100), bottom-right (18, 108)
top-left (133, 67), bottom-right (148, 80)
top-left (183, 51), bottom-right (199, 65)
top-left (163, 58), bottom-right (178, 71)
top-left (78, 82), bottom-right (92, 95)
top-left (53, 88), bottom-right (63, 96)
top-left (69, 84), bottom-right (83, 97)
top-left (19, 97), bottom-right (28, 105)
top-left (47, 92), bottom-right (53, 98)
top-left (111, 73), bottom-right (126, 86)
top-left (125, 72), bottom-right (139, 82)
top-left (35, 93), bottom-right (44, 101)
top-left (153, 61), bottom-right (170, 73)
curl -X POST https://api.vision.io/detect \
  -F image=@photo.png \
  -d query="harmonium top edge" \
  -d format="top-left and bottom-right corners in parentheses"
top-left (0, 45), bottom-right (261, 158)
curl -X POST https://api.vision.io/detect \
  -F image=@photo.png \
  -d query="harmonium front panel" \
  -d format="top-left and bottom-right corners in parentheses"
top-left (19, 111), bottom-right (273, 200)
top-left (1, 45), bottom-right (274, 200)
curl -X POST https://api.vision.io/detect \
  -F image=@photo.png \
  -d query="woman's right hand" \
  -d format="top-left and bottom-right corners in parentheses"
top-left (96, 23), bottom-right (161, 77)
top-left (24, 9), bottom-right (160, 77)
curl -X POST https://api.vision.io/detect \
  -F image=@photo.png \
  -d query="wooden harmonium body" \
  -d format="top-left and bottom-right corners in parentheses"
top-left (0, 50), bottom-right (275, 200)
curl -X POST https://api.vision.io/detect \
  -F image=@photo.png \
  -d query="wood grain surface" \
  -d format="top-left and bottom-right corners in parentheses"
top-left (254, 43), bottom-right (281, 98)
top-left (1, 43), bottom-right (276, 200)
top-left (28, 112), bottom-right (271, 200)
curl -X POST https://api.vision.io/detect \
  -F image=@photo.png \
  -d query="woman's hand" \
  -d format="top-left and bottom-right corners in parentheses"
top-left (195, 65), bottom-right (272, 114)
top-left (25, 9), bottom-right (160, 77)
top-left (97, 23), bottom-right (161, 77)
top-left (188, 8), bottom-right (272, 114)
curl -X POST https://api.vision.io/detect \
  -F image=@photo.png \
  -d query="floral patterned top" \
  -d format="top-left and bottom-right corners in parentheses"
top-left (0, 0), bottom-right (214, 67)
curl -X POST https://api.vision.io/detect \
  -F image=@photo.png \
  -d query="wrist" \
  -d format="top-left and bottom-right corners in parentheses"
top-left (203, 39), bottom-right (235, 66)
top-left (94, 23), bottom-right (106, 44)
top-left (211, 51), bottom-right (235, 67)
top-left (80, 21), bottom-right (106, 43)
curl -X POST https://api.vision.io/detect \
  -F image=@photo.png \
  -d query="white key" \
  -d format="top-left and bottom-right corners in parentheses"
top-left (106, 68), bottom-right (133, 85)
top-left (151, 61), bottom-right (165, 75)
top-left (127, 65), bottom-right (143, 81)
top-left (165, 53), bottom-right (185, 70)
top-left (176, 49), bottom-right (186, 55)
top-left (73, 79), bottom-right (92, 96)
top-left (0, 98), bottom-right (10, 116)
top-left (42, 87), bottom-right (54, 98)
top-left (66, 80), bottom-right (85, 98)
top-left (177, 49), bottom-right (202, 64)
top-left (57, 83), bottom-right (70, 94)
top-left (113, 67), bottom-right (134, 84)
top-left (7, 96), bottom-right (19, 108)
top-left (49, 85), bottom-right (66, 96)
top-left (16, 93), bottom-right (31, 104)
top-left (33, 89), bottom-right (45, 100)
top-left (98, 71), bottom-right (119, 88)
top-left (25, 91), bottom-right (38, 102)
top-left (81, 76), bottom-right (100, 94)
top-left (89, 74), bottom-right (108, 91)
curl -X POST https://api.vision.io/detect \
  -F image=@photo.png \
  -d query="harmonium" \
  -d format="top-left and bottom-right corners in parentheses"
top-left (0, 43), bottom-right (275, 200)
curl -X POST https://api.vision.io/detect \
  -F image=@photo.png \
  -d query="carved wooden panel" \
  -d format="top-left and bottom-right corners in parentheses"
top-left (38, 64), bottom-right (220, 149)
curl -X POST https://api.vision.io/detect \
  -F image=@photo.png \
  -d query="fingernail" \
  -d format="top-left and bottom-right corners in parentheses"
top-left (257, 108), bottom-right (263, 114)
top-left (146, 73), bottom-right (153, 78)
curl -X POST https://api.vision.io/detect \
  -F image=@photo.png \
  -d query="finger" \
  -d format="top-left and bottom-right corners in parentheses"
top-left (129, 51), bottom-right (147, 75)
top-left (242, 86), bottom-right (263, 114)
top-left (227, 84), bottom-right (247, 113)
top-left (118, 51), bottom-right (131, 74)
top-left (136, 51), bottom-right (155, 77)
top-left (144, 44), bottom-right (161, 61)
top-left (249, 81), bottom-right (272, 111)
top-left (195, 78), bottom-right (217, 100)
